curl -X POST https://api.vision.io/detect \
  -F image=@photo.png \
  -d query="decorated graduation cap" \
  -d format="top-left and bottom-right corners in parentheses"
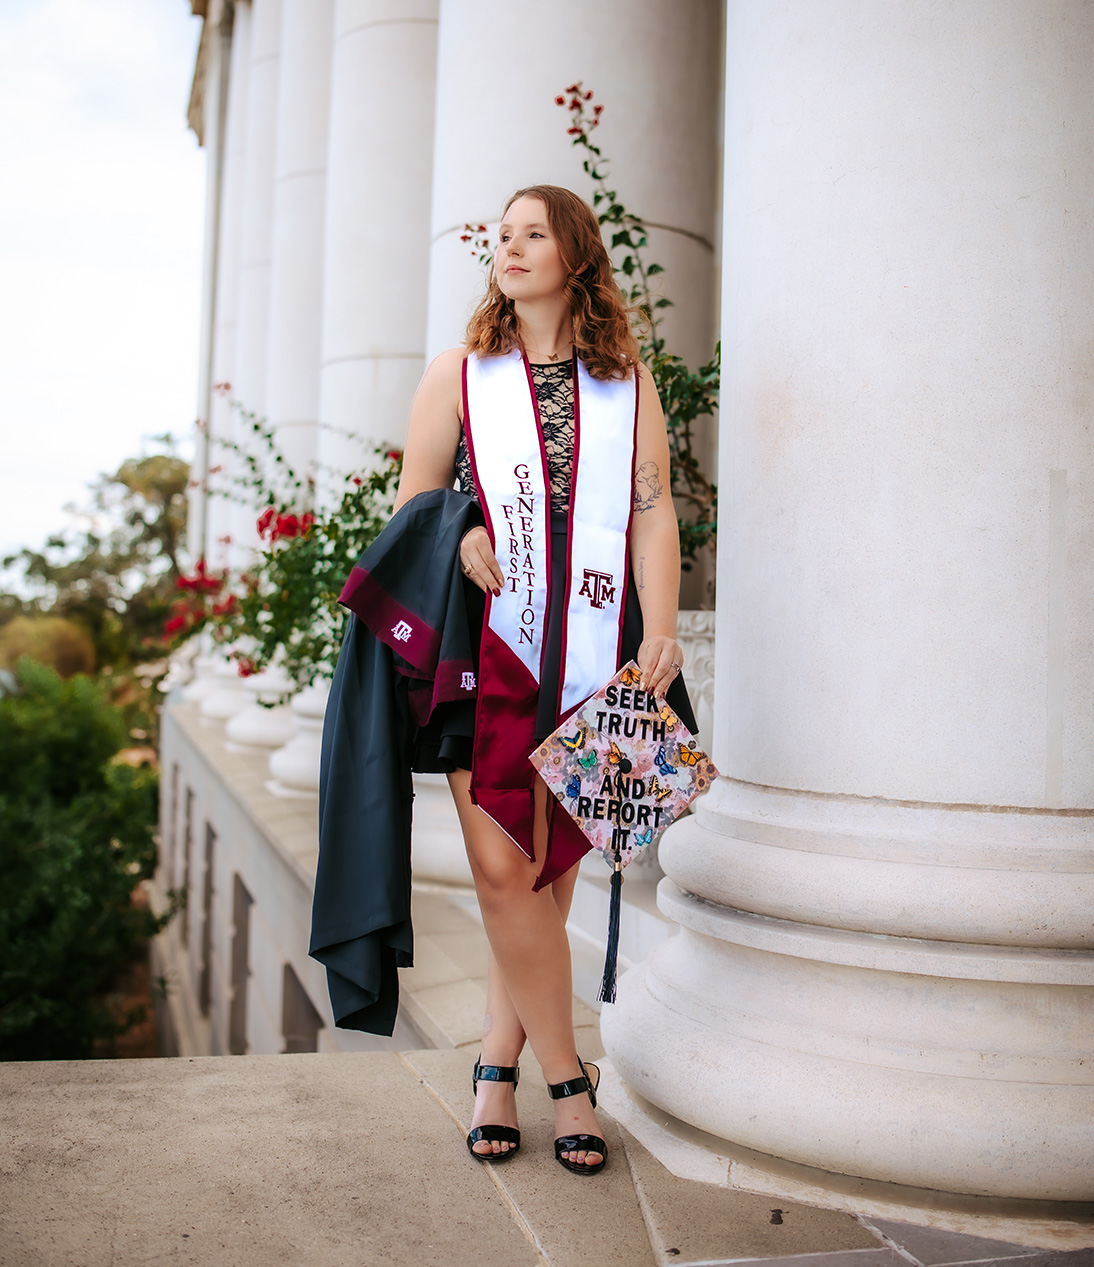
top-left (530, 660), bottom-right (719, 1002)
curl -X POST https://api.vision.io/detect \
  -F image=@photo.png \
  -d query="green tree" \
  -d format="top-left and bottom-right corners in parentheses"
top-left (0, 659), bottom-right (177, 1061)
top-left (2, 440), bottom-right (189, 671)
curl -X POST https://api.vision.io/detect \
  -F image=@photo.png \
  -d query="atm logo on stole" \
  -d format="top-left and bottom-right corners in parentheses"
top-left (579, 569), bottom-right (616, 610)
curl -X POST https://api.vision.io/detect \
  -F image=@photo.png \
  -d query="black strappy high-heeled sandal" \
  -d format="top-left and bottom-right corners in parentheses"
top-left (465, 1059), bottom-right (521, 1163)
top-left (547, 1059), bottom-right (606, 1176)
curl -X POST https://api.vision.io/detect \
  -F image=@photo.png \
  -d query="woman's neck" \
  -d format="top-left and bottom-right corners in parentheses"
top-left (514, 299), bottom-right (573, 362)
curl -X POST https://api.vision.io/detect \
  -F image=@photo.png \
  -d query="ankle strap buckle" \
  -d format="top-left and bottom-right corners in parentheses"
top-left (473, 1062), bottom-right (519, 1087)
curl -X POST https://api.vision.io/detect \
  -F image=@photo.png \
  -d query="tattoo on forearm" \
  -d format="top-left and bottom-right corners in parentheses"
top-left (638, 556), bottom-right (646, 591)
top-left (633, 461), bottom-right (663, 512)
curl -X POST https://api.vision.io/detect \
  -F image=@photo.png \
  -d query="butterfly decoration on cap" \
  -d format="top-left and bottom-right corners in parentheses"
top-left (530, 660), bottom-right (719, 1004)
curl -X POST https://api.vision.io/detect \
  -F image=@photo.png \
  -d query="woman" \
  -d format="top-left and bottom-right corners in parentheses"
top-left (392, 184), bottom-right (693, 1176)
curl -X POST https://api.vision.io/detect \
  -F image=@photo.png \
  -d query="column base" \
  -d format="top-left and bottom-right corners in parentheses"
top-left (601, 880), bottom-right (1094, 1201)
top-left (595, 1060), bottom-right (1094, 1247)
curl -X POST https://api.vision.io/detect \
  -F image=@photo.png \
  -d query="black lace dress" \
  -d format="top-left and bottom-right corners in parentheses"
top-left (454, 360), bottom-right (575, 510)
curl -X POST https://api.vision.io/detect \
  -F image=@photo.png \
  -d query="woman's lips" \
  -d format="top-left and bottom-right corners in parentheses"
top-left (505, 266), bottom-right (528, 273)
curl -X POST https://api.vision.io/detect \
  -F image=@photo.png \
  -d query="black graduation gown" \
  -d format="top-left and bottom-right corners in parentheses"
top-left (309, 488), bottom-right (483, 1035)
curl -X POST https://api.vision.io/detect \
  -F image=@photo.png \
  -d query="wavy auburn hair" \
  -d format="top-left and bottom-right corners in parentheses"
top-left (464, 184), bottom-right (644, 381)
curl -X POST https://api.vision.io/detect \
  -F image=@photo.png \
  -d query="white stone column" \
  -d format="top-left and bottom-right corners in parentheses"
top-left (427, 0), bottom-right (722, 371)
top-left (199, 1), bottom-right (251, 572)
top-left (317, 1), bottom-right (439, 486)
top-left (603, 0), bottom-right (1094, 1201)
top-left (186, 4), bottom-right (234, 571)
top-left (229, 0), bottom-right (281, 561)
top-left (264, 0), bottom-right (333, 479)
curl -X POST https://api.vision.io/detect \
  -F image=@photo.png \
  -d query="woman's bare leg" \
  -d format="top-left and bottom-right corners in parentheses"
top-left (449, 769), bottom-right (603, 1166)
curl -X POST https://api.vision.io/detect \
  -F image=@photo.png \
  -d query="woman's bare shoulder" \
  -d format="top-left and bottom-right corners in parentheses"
top-left (423, 345), bottom-right (467, 382)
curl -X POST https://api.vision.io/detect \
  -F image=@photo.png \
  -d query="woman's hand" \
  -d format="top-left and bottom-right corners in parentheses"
top-left (637, 634), bottom-right (683, 701)
top-left (460, 526), bottom-right (503, 597)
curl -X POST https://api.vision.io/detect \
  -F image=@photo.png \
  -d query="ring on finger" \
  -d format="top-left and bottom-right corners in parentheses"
top-left (670, 661), bottom-right (682, 672)
top-left (463, 563), bottom-right (474, 576)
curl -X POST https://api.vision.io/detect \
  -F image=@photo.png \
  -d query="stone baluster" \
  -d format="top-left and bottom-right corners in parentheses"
top-left (225, 663), bottom-right (296, 752)
top-left (268, 680), bottom-right (331, 796)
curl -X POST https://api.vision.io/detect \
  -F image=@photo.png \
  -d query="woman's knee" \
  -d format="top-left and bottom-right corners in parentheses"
top-left (471, 852), bottom-right (537, 912)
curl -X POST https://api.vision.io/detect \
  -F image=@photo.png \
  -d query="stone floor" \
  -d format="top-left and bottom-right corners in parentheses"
top-left (3, 884), bottom-right (1092, 1267)
top-left (2, 1049), bottom-right (1092, 1267)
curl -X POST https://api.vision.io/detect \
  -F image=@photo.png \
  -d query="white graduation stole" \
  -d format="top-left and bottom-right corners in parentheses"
top-left (462, 347), bottom-right (637, 875)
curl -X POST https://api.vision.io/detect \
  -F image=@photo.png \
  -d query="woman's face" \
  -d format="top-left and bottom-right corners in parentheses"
top-left (494, 197), bottom-right (569, 303)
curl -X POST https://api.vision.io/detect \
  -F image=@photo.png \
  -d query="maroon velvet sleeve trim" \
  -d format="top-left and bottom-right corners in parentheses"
top-left (338, 565), bottom-right (441, 674)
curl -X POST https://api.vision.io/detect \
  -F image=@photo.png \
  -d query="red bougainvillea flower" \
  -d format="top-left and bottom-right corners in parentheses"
top-left (177, 557), bottom-right (226, 593)
top-left (352, 476), bottom-right (363, 487)
top-left (164, 614), bottom-right (187, 634)
top-left (554, 95), bottom-right (565, 105)
top-left (459, 233), bottom-right (472, 242)
top-left (211, 594), bottom-right (238, 616)
top-left (593, 104), bottom-right (604, 116)
top-left (567, 126), bottom-right (581, 135)
top-left (235, 657), bottom-right (258, 678)
top-left (300, 511), bottom-right (316, 531)
top-left (274, 513), bottom-right (301, 538)
top-left (256, 506), bottom-right (277, 538)
top-left (385, 449), bottom-right (403, 461)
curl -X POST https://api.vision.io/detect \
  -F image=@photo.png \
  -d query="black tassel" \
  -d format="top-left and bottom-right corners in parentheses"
top-left (597, 857), bottom-right (624, 1004)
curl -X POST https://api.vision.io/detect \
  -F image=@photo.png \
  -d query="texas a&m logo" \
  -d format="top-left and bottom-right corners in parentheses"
top-left (461, 671), bottom-right (476, 691)
top-left (391, 620), bottom-right (413, 643)
top-left (579, 569), bottom-right (616, 610)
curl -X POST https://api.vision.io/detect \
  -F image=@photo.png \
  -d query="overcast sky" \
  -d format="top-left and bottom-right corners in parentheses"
top-left (0, 0), bottom-right (204, 565)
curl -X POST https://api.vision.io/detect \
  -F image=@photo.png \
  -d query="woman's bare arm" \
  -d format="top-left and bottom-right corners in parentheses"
top-left (393, 346), bottom-right (503, 595)
top-left (629, 362), bottom-right (684, 700)
top-left (392, 346), bottom-right (465, 511)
